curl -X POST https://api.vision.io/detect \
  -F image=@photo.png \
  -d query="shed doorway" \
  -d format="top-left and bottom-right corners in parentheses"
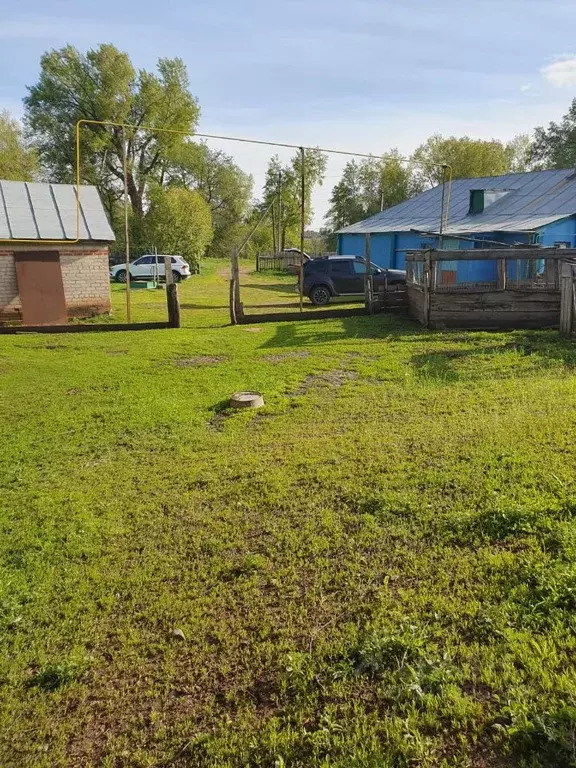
top-left (14, 252), bottom-right (67, 326)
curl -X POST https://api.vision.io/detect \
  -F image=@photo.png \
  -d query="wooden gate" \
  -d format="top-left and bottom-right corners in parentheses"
top-left (14, 252), bottom-right (67, 326)
top-left (558, 259), bottom-right (576, 336)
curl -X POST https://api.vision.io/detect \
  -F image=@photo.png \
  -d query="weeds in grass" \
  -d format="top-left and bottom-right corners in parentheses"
top-left (2, 262), bottom-right (576, 765)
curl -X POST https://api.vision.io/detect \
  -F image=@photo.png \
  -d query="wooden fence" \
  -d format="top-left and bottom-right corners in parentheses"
top-left (560, 259), bottom-right (576, 336)
top-left (406, 248), bottom-right (576, 330)
top-left (256, 252), bottom-right (337, 272)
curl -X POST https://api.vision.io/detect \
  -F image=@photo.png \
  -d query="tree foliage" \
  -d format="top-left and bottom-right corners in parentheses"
top-left (0, 110), bottom-right (39, 181)
top-left (145, 187), bottom-right (212, 270)
top-left (25, 44), bottom-right (199, 221)
top-left (530, 99), bottom-right (576, 169)
top-left (167, 143), bottom-right (253, 258)
top-left (24, 43), bottom-right (254, 260)
top-left (412, 134), bottom-right (528, 186)
top-left (257, 149), bottom-right (327, 252)
top-left (325, 151), bottom-right (421, 233)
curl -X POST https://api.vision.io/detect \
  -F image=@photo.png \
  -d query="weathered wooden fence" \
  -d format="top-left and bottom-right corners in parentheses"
top-left (407, 248), bottom-right (576, 330)
top-left (560, 259), bottom-right (576, 336)
top-left (256, 252), bottom-right (337, 272)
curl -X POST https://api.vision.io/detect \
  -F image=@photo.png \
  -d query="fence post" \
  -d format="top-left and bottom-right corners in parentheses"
top-left (497, 258), bottom-right (507, 290)
top-left (230, 248), bottom-right (244, 323)
top-left (364, 233), bottom-right (373, 314)
top-left (167, 283), bottom-right (181, 328)
top-left (423, 251), bottom-right (431, 328)
top-left (256, 253), bottom-right (260, 273)
top-left (560, 260), bottom-right (573, 336)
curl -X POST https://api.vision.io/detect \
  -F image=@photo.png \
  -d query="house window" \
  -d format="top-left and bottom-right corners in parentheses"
top-left (554, 241), bottom-right (570, 249)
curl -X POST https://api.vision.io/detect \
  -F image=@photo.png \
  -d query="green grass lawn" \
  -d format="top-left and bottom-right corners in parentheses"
top-left (2, 261), bottom-right (576, 766)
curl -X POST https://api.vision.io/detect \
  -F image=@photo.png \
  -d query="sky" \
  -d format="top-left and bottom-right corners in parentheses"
top-left (2, 0), bottom-right (576, 227)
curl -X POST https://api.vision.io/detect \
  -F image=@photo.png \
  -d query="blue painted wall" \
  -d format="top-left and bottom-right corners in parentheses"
top-left (337, 219), bottom-right (576, 282)
top-left (337, 232), bottom-right (435, 268)
top-left (537, 216), bottom-right (576, 247)
top-left (338, 234), bottom-right (365, 257)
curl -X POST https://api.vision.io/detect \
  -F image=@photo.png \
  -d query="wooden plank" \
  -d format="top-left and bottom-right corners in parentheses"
top-left (423, 253), bottom-right (431, 328)
top-left (431, 293), bottom-right (560, 311)
top-left (560, 273), bottom-right (573, 336)
top-left (407, 285), bottom-right (427, 324)
top-left (0, 322), bottom-right (171, 334)
top-left (497, 259), bottom-right (507, 290)
top-left (429, 311), bottom-right (559, 330)
top-left (406, 249), bottom-right (576, 262)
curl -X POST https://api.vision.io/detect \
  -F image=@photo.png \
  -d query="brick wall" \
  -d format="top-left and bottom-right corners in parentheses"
top-left (0, 251), bottom-right (20, 320)
top-left (59, 248), bottom-right (111, 317)
top-left (0, 244), bottom-right (111, 322)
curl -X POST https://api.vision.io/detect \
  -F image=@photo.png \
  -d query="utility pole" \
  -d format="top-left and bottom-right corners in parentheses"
top-left (299, 147), bottom-right (305, 313)
top-left (122, 126), bottom-right (131, 323)
top-left (277, 171), bottom-right (283, 252)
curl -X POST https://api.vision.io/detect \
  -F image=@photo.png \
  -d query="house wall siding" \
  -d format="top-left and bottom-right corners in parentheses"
top-left (0, 244), bottom-right (111, 321)
top-left (537, 216), bottom-right (576, 247)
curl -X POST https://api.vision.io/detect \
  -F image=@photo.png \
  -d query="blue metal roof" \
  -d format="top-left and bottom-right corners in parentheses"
top-left (0, 181), bottom-right (115, 242)
top-left (337, 169), bottom-right (576, 235)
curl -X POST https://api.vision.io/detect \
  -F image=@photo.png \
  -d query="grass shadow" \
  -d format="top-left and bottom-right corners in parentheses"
top-left (242, 283), bottom-right (296, 294)
top-left (259, 314), bottom-right (420, 349)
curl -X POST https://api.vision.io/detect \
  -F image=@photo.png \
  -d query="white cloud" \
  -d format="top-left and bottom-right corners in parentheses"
top-left (542, 56), bottom-right (576, 87)
top-left (520, 83), bottom-right (533, 93)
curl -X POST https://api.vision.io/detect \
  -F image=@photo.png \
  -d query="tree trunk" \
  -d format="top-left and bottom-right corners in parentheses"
top-left (126, 171), bottom-right (142, 217)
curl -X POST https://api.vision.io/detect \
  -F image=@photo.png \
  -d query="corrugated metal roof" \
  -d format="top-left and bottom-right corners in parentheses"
top-left (0, 181), bottom-right (115, 242)
top-left (337, 169), bottom-right (576, 235)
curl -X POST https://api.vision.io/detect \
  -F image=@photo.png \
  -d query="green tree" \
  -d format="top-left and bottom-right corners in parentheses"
top-left (530, 100), bottom-right (576, 169)
top-left (260, 149), bottom-right (327, 251)
top-left (0, 110), bottom-right (38, 181)
top-left (325, 151), bottom-right (420, 234)
top-left (145, 187), bottom-right (212, 270)
top-left (25, 44), bottom-right (199, 231)
top-left (325, 160), bottom-right (365, 233)
top-left (412, 134), bottom-right (524, 185)
top-left (166, 142), bottom-right (253, 258)
top-left (505, 134), bottom-right (533, 172)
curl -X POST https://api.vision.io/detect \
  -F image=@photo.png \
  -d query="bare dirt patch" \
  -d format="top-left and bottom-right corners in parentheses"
top-left (290, 369), bottom-right (358, 395)
top-left (174, 356), bottom-right (227, 367)
top-left (262, 351), bottom-right (310, 363)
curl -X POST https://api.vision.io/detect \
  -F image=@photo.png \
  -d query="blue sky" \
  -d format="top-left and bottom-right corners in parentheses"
top-left (2, 0), bottom-right (576, 225)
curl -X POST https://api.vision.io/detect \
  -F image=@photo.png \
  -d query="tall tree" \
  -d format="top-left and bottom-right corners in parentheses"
top-left (412, 134), bottom-right (524, 185)
top-left (325, 151), bottom-right (420, 233)
top-left (325, 160), bottom-right (365, 233)
top-left (167, 142), bottom-right (253, 258)
top-left (25, 44), bottom-right (199, 228)
top-left (0, 110), bottom-right (39, 181)
top-left (505, 134), bottom-right (533, 173)
top-left (261, 149), bottom-right (327, 251)
top-left (530, 99), bottom-right (576, 169)
top-left (145, 186), bottom-right (212, 270)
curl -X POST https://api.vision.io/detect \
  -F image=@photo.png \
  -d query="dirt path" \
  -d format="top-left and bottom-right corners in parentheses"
top-left (218, 265), bottom-right (251, 279)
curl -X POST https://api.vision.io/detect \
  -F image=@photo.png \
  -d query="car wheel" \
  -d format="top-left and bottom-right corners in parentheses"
top-left (172, 271), bottom-right (182, 283)
top-left (309, 285), bottom-right (331, 306)
top-left (116, 269), bottom-right (127, 283)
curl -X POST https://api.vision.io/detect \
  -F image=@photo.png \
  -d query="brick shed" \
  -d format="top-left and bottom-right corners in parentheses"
top-left (0, 180), bottom-right (115, 325)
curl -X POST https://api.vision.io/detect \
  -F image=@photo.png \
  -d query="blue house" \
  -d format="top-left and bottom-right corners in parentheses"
top-left (336, 169), bottom-right (576, 283)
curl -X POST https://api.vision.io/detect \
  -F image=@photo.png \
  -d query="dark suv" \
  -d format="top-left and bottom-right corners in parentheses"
top-left (301, 256), bottom-right (406, 306)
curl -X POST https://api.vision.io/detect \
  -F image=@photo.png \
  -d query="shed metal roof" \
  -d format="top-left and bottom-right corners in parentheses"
top-left (0, 181), bottom-right (115, 242)
top-left (337, 169), bottom-right (576, 236)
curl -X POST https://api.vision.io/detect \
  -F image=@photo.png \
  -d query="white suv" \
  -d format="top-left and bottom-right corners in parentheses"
top-left (110, 255), bottom-right (191, 283)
